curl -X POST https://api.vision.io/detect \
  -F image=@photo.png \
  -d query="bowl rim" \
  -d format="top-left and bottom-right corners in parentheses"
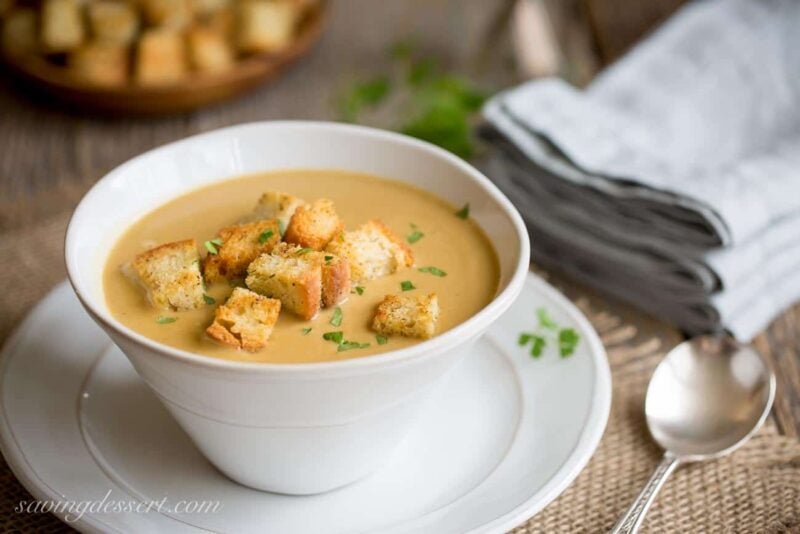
top-left (65, 121), bottom-right (530, 376)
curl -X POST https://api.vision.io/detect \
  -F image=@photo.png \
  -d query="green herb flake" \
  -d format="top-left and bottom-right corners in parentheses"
top-left (537, 307), bottom-right (558, 330)
top-left (352, 286), bottom-right (365, 296)
top-left (400, 280), bottom-right (415, 291)
top-left (330, 307), bottom-right (343, 327)
top-left (337, 341), bottom-right (371, 352)
top-left (558, 328), bottom-right (581, 358)
top-left (301, 327), bottom-right (312, 336)
top-left (418, 266), bottom-right (447, 277)
top-left (322, 331), bottom-right (344, 344)
top-left (337, 76), bottom-right (392, 122)
top-left (296, 247), bottom-right (313, 255)
top-left (376, 335), bottom-right (388, 345)
top-left (258, 229), bottom-right (274, 244)
top-left (203, 294), bottom-right (216, 305)
top-left (455, 203), bottom-right (470, 219)
top-left (204, 238), bottom-right (223, 255)
top-left (407, 230), bottom-right (425, 244)
top-left (278, 219), bottom-right (286, 236)
top-left (530, 335), bottom-right (547, 358)
top-left (156, 316), bottom-right (177, 324)
top-left (518, 333), bottom-right (533, 346)
top-left (324, 255), bottom-right (334, 264)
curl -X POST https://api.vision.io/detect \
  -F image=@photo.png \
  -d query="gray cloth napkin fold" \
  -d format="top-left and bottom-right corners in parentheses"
top-left (482, 0), bottom-right (800, 340)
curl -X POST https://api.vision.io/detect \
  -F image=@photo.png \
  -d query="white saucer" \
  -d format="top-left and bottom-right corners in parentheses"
top-left (0, 273), bottom-right (610, 534)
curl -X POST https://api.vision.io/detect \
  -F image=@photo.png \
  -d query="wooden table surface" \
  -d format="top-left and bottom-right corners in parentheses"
top-left (1, 0), bottom-right (798, 446)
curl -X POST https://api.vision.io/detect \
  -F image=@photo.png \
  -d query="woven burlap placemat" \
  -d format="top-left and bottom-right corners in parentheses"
top-left (1, 198), bottom-right (799, 533)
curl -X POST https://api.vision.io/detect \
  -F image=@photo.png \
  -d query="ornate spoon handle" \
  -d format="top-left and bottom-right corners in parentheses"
top-left (610, 454), bottom-right (680, 534)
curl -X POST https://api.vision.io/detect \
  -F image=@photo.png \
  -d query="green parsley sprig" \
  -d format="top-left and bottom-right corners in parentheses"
top-left (518, 307), bottom-right (581, 358)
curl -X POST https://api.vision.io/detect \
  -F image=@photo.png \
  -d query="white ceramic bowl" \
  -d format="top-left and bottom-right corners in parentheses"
top-left (65, 122), bottom-right (530, 495)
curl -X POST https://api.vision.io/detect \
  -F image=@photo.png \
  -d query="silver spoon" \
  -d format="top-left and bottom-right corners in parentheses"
top-left (610, 335), bottom-right (775, 534)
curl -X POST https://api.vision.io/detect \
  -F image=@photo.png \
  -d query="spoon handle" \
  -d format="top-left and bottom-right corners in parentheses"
top-left (609, 454), bottom-right (680, 534)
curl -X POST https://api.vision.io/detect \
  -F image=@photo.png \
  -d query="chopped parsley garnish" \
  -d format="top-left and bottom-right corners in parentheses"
top-left (400, 280), bottom-right (415, 291)
top-left (455, 203), bottom-right (470, 219)
top-left (407, 228), bottom-right (424, 244)
top-left (301, 327), bottom-right (313, 336)
top-left (156, 316), bottom-right (177, 324)
top-left (330, 306), bottom-right (343, 327)
top-left (352, 286), bottom-right (365, 295)
top-left (322, 331), bottom-right (344, 344)
top-left (258, 229), bottom-right (274, 244)
top-left (295, 247), bottom-right (313, 255)
top-left (338, 341), bottom-right (370, 352)
top-left (324, 255), bottom-right (333, 264)
top-left (376, 335), bottom-right (388, 345)
top-left (204, 238), bottom-right (223, 255)
top-left (418, 266), bottom-right (446, 277)
top-left (203, 294), bottom-right (216, 305)
top-left (519, 307), bottom-right (581, 359)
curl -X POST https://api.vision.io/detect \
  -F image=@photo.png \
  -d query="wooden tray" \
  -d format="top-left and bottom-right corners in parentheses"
top-left (0, 2), bottom-right (326, 115)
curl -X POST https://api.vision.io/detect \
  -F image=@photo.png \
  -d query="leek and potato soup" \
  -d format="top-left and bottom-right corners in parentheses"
top-left (103, 169), bottom-right (500, 363)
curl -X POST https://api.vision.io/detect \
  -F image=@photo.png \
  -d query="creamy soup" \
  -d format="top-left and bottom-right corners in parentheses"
top-left (104, 169), bottom-right (500, 363)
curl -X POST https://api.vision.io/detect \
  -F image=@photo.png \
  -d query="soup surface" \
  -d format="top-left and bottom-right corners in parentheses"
top-left (104, 169), bottom-right (500, 363)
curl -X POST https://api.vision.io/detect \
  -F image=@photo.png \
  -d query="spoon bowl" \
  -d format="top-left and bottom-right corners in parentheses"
top-left (611, 335), bottom-right (775, 533)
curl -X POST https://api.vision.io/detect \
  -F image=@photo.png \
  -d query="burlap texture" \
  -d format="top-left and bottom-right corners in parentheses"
top-left (0, 192), bottom-right (798, 533)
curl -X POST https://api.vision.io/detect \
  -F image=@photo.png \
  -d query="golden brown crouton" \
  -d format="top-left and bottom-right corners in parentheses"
top-left (88, 1), bottom-right (139, 46)
top-left (246, 248), bottom-right (322, 320)
top-left (245, 191), bottom-right (305, 233)
top-left (69, 44), bottom-right (129, 86)
top-left (187, 25), bottom-right (234, 74)
top-left (236, 0), bottom-right (300, 54)
top-left (206, 287), bottom-right (281, 351)
top-left (372, 293), bottom-right (439, 339)
top-left (202, 219), bottom-right (281, 283)
top-left (273, 243), bottom-right (351, 308)
top-left (41, 0), bottom-right (85, 53)
top-left (284, 198), bottom-right (343, 250)
top-left (128, 239), bottom-right (205, 311)
top-left (325, 220), bottom-right (414, 283)
top-left (141, 0), bottom-right (193, 29)
top-left (1, 9), bottom-right (37, 58)
top-left (135, 29), bottom-right (188, 86)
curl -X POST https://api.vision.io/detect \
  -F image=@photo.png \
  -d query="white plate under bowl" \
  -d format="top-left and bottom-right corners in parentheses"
top-left (0, 273), bottom-right (610, 533)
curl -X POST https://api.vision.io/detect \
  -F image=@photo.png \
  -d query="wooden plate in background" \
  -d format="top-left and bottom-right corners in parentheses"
top-left (0, 2), bottom-right (326, 115)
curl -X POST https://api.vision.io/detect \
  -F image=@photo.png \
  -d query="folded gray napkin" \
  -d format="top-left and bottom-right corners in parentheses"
top-left (482, 0), bottom-right (800, 340)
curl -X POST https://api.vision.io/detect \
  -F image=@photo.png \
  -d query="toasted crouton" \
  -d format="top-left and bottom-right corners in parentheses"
top-left (69, 44), bottom-right (129, 86)
top-left (372, 293), bottom-right (439, 339)
top-left (206, 287), bottom-right (281, 351)
top-left (203, 219), bottom-right (281, 283)
top-left (273, 243), bottom-right (350, 307)
top-left (2, 9), bottom-right (37, 58)
top-left (141, 0), bottom-right (193, 29)
top-left (41, 0), bottom-right (85, 53)
top-left (135, 29), bottom-right (188, 86)
top-left (128, 239), bottom-right (205, 311)
top-left (246, 248), bottom-right (321, 320)
top-left (284, 198), bottom-right (343, 250)
top-left (325, 220), bottom-right (414, 283)
top-left (188, 25), bottom-right (234, 74)
top-left (88, 1), bottom-right (139, 46)
top-left (236, 0), bottom-right (300, 54)
top-left (245, 191), bottom-right (305, 232)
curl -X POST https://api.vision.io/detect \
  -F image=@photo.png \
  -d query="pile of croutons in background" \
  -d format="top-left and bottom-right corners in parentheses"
top-left (0, 0), bottom-right (316, 87)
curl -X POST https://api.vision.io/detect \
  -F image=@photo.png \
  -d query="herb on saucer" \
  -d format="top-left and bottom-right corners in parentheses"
top-left (518, 307), bottom-right (581, 359)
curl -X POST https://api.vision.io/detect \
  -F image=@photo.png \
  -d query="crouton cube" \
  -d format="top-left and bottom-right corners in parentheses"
top-left (284, 198), bottom-right (343, 250)
top-left (203, 219), bottom-right (281, 283)
top-left (41, 0), bottom-right (85, 53)
top-left (372, 293), bottom-right (439, 339)
top-left (325, 220), bottom-right (414, 283)
top-left (2, 9), bottom-right (37, 58)
top-left (69, 44), bottom-right (129, 86)
top-left (128, 239), bottom-right (205, 311)
top-left (206, 287), bottom-right (281, 351)
top-left (135, 29), bottom-right (188, 86)
top-left (246, 249), bottom-right (322, 320)
top-left (88, 1), bottom-right (139, 46)
top-left (141, 0), bottom-right (193, 29)
top-left (236, 0), bottom-right (300, 54)
top-left (245, 191), bottom-right (305, 232)
top-left (188, 25), bottom-right (234, 74)
top-left (273, 243), bottom-right (351, 308)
